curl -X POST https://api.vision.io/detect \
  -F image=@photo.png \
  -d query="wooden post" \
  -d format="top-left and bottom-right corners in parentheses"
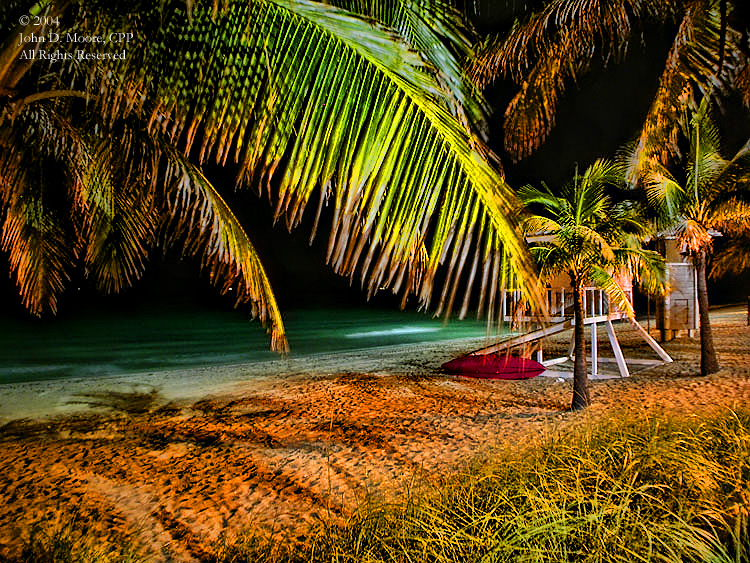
top-left (629, 318), bottom-right (673, 363)
top-left (605, 320), bottom-right (630, 378)
top-left (591, 321), bottom-right (598, 376)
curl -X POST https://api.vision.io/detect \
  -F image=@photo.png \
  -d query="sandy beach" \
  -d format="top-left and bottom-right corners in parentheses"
top-left (1, 306), bottom-right (748, 561)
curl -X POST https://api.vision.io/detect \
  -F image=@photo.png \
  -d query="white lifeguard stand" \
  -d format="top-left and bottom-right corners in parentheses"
top-left (472, 272), bottom-right (673, 378)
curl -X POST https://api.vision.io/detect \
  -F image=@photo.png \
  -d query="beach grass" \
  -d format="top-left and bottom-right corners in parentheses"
top-left (218, 407), bottom-right (750, 563)
top-left (14, 517), bottom-right (144, 563)
top-left (13, 407), bottom-right (750, 563)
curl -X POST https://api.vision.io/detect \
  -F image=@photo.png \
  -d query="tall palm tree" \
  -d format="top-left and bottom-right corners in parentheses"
top-left (468, 0), bottom-right (749, 172)
top-left (1, 0), bottom-right (546, 350)
top-left (640, 96), bottom-right (750, 376)
top-left (520, 160), bottom-right (666, 410)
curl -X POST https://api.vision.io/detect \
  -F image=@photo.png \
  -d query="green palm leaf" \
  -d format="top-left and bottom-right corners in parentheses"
top-left (329, 0), bottom-right (486, 133)
top-left (91, 0), bottom-right (541, 318)
top-left (162, 153), bottom-right (289, 352)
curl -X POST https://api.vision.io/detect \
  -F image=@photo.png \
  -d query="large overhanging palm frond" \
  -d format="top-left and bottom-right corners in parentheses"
top-left (74, 117), bottom-right (290, 352)
top-left (330, 0), bottom-right (487, 135)
top-left (161, 154), bottom-right (289, 352)
top-left (0, 90), bottom-right (290, 350)
top-left (78, 0), bottom-right (543, 320)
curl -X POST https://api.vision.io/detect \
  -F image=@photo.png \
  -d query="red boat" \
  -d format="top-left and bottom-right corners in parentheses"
top-left (442, 354), bottom-right (546, 380)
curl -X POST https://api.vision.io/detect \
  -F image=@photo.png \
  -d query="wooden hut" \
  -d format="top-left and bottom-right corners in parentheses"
top-left (655, 238), bottom-right (699, 341)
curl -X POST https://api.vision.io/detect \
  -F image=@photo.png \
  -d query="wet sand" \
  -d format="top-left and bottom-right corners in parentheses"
top-left (0, 307), bottom-right (748, 561)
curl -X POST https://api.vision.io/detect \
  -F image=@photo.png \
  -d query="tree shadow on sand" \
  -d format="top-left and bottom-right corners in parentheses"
top-left (69, 387), bottom-right (160, 415)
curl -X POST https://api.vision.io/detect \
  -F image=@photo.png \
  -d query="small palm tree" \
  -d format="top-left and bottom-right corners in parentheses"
top-left (520, 160), bottom-right (666, 410)
top-left (640, 97), bottom-right (750, 376)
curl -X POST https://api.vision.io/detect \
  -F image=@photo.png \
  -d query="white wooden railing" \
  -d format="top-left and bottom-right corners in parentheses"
top-left (501, 287), bottom-right (633, 323)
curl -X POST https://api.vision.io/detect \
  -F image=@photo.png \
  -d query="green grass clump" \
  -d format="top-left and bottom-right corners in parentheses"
top-left (218, 408), bottom-right (750, 563)
top-left (11, 518), bottom-right (144, 563)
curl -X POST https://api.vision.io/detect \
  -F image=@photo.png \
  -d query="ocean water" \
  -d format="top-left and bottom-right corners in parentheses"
top-left (0, 306), bottom-right (500, 385)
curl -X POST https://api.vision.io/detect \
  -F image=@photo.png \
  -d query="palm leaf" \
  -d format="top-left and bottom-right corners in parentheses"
top-left (92, 0), bottom-right (542, 319)
top-left (612, 247), bottom-right (667, 296)
top-left (329, 0), bottom-right (486, 133)
top-left (161, 148), bottom-right (289, 352)
top-left (0, 101), bottom-right (81, 315)
top-left (75, 134), bottom-right (158, 294)
top-left (642, 163), bottom-right (690, 227)
top-left (625, 0), bottom-right (744, 183)
top-left (588, 265), bottom-right (635, 318)
top-left (711, 231), bottom-right (750, 277)
top-left (469, 0), bottom-right (681, 160)
top-left (0, 93), bottom-right (289, 350)
top-left (1, 169), bottom-right (74, 316)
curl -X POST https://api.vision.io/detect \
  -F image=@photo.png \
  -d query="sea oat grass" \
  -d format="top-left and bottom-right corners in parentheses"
top-left (267, 408), bottom-right (750, 563)
top-left (10, 517), bottom-right (145, 563)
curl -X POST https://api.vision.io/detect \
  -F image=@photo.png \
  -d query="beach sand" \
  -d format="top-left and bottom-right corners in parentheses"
top-left (0, 306), bottom-right (748, 561)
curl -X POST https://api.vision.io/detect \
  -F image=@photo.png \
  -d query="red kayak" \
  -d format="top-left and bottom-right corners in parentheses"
top-left (442, 354), bottom-right (546, 380)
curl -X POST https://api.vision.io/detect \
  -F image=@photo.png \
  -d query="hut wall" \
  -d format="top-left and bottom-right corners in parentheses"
top-left (657, 239), bottom-right (698, 339)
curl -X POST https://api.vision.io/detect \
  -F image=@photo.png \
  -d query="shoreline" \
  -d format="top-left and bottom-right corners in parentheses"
top-left (0, 334), bottom-right (496, 423)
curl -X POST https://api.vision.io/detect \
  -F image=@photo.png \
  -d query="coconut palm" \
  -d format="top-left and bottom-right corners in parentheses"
top-left (1, 0), bottom-right (545, 351)
top-left (468, 0), bottom-right (749, 171)
top-left (0, 102), bottom-right (291, 350)
top-left (640, 96), bottom-right (750, 376)
top-left (520, 160), bottom-right (666, 410)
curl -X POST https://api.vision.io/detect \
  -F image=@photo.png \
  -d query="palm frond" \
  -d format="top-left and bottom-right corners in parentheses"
top-left (0, 101), bottom-right (83, 315)
top-left (558, 224), bottom-right (617, 263)
top-left (711, 231), bottom-right (750, 277)
top-left (588, 265), bottom-right (635, 318)
top-left (75, 135), bottom-right (158, 294)
top-left (642, 163), bottom-right (690, 227)
top-left (329, 0), bottom-right (486, 133)
top-left (469, 0), bottom-right (681, 160)
top-left (93, 0), bottom-right (542, 319)
top-left (522, 215), bottom-right (562, 237)
top-left (612, 247), bottom-right (668, 296)
top-left (626, 0), bottom-right (744, 182)
top-left (162, 152), bottom-right (289, 352)
top-left (518, 182), bottom-right (565, 215)
top-left (1, 175), bottom-right (74, 316)
top-left (685, 97), bottom-right (727, 199)
top-left (501, 44), bottom-right (584, 162)
top-left (529, 245), bottom-right (570, 282)
top-left (706, 136), bottom-right (750, 203)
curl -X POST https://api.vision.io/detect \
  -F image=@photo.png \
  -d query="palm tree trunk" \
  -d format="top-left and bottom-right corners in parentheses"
top-left (696, 247), bottom-right (719, 376)
top-left (571, 279), bottom-right (590, 410)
